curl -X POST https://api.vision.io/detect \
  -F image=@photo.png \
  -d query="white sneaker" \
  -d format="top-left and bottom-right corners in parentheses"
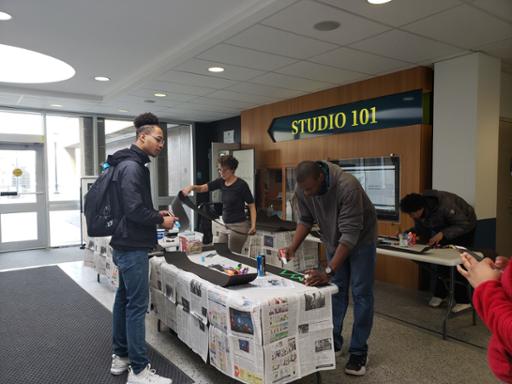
top-left (428, 296), bottom-right (444, 307)
top-left (110, 354), bottom-right (130, 375)
top-left (451, 303), bottom-right (472, 313)
top-left (127, 364), bottom-right (172, 384)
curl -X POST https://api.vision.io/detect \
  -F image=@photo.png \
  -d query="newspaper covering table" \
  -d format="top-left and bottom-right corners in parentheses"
top-left (150, 250), bottom-right (338, 384)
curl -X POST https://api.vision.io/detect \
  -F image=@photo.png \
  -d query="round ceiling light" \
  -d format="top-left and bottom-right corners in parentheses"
top-left (0, 11), bottom-right (12, 21)
top-left (154, 92), bottom-right (167, 97)
top-left (119, 108), bottom-right (128, 113)
top-left (94, 76), bottom-right (111, 82)
top-left (208, 66), bottom-right (224, 73)
top-left (50, 104), bottom-right (63, 107)
top-left (313, 21), bottom-right (340, 31)
top-left (367, 0), bottom-right (393, 4)
top-left (0, 44), bottom-right (75, 84)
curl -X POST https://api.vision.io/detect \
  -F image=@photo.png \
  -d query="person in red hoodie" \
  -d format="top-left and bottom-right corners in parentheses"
top-left (457, 252), bottom-right (512, 383)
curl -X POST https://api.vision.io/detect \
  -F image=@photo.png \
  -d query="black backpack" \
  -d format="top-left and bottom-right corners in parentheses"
top-left (84, 164), bottom-right (123, 237)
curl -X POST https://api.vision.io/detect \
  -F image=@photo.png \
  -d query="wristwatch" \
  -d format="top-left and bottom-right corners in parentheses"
top-left (325, 265), bottom-right (335, 277)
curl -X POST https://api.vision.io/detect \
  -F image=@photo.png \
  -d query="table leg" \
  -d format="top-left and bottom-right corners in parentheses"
top-left (97, 273), bottom-right (100, 283)
top-left (316, 371), bottom-right (322, 384)
top-left (442, 266), bottom-right (455, 339)
top-left (157, 319), bottom-right (161, 332)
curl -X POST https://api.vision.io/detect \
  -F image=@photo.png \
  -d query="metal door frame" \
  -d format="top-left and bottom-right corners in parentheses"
top-left (0, 142), bottom-right (48, 252)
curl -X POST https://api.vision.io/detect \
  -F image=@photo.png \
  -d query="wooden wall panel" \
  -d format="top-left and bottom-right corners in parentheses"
top-left (241, 67), bottom-right (433, 289)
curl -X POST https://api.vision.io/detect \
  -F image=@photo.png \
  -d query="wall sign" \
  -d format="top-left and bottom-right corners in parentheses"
top-left (267, 90), bottom-right (428, 142)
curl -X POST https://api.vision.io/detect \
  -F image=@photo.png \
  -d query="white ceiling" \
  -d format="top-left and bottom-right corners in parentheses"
top-left (0, 0), bottom-right (511, 122)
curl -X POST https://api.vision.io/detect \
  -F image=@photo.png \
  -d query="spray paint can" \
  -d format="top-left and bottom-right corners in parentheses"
top-left (256, 254), bottom-right (265, 277)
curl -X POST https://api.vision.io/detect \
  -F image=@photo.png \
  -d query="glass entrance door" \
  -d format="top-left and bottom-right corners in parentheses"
top-left (0, 143), bottom-right (47, 252)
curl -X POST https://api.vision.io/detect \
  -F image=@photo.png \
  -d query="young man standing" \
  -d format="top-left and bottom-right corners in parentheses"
top-left (282, 160), bottom-right (377, 376)
top-left (108, 113), bottom-right (176, 384)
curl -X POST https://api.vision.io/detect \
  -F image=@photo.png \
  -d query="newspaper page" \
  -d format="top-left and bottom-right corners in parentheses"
top-left (230, 334), bottom-right (265, 384)
top-left (207, 285), bottom-right (230, 332)
top-left (263, 336), bottom-right (299, 384)
top-left (176, 303), bottom-right (191, 348)
top-left (163, 296), bottom-right (177, 332)
top-left (297, 320), bottom-right (335, 376)
top-left (190, 313), bottom-right (209, 362)
top-left (161, 263), bottom-right (179, 304)
top-left (226, 296), bottom-right (262, 346)
top-left (209, 325), bottom-right (233, 377)
top-left (176, 271), bottom-right (193, 315)
top-left (261, 294), bottom-right (299, 345)
top-left (190, 277), bottom-right (210, 322)
top-left (297, 288), bottom-right (331, 324)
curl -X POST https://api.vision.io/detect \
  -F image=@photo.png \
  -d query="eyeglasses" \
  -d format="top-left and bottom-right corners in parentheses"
top-left (148, 135), bottom-right (164, 144)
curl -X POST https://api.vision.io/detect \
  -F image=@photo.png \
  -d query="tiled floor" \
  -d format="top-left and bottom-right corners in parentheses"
top-left (0, 246), bottom-right (498, 384)
top-left (58, 261), bottom-right (497, 384)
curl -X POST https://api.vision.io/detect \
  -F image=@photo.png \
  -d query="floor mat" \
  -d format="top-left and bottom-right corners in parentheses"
top-left (0, 266), bottom-right (193, 384)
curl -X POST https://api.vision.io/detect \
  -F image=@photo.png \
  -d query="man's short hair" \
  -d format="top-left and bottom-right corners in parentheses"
top-left (296, 161), bottom-right (321, 183)
top-left (134, 112), bottom-right (160, 138)
top-left (400, 193), bottom-right (426, 213)
top-left (218, 155), bottom-right (238, 171)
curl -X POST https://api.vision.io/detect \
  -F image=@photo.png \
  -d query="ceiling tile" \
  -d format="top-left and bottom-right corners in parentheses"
top-left (191, 96), bottom-right (255, 109)
top-left (173, 101), bottom-right (240, 114)
top-left (205, 90), bottom-right (279, 104)
top-left (174, 58), bottom-right (265, 81)
top-left (129, 89), bottom-right (195, 102)
top-left (226, 82), bottom-right (306, 99)
top-left (468, 0), bottom-right (512, 23)
top-left (250, 72), bottom-right (335, 92)
top-left (261, 0), bottom-right (391, 45)
top-left (351, 30), bottom-right (466, 63)
top-left (318, 0), bottom-right (462, 27)
top-left (478, 38), bottom-right (512, 63)
top-left (157, 71), bottom-right (237, 89)
top-left (138, 80), bottom-right (216, 97)
top-left (403, 4), bottom-right (512, 49)
top-left (310, 46), bottom-right (410, 74)
top-left (276, 61), bottom-right (367, 84)
top-left (226, 24), bottom-right (337, 59)
top-left (197, 44), bottom-right (297, 71)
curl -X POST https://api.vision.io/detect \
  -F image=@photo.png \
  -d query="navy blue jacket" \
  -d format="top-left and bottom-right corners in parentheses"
top-left (109, 145), bottom-right (163, 250)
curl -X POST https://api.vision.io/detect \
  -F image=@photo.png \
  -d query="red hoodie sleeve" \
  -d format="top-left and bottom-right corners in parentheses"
top-left (473, 272), bottom-right (512, 353)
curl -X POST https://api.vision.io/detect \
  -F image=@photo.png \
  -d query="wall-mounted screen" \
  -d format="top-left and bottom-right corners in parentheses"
top-left (333, 156), bottom-right (400, 221)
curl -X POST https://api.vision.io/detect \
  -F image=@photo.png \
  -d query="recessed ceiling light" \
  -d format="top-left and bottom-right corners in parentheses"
top-left (313, 21), bottom-right (340, 31)
top-left (154, 92), bottom-right (167, 97)
top-left (367, 0), bottom-right (393, 4)
top-left (94, 76), bottom-right (110, 82)
top-left (50, 104), bottom-right (63, 107)
top-left (0, 43), bottom-right (75, 84)
top-left (0, 11), bottom-right (12, 21)
top-left (208, 66), bottom-right (224, 73)
top-left (119, 108), bottom-right (128, 113)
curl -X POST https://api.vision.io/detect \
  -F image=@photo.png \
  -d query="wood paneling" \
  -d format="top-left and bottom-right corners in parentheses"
top-left (241, 67), bottom-right (433, 289)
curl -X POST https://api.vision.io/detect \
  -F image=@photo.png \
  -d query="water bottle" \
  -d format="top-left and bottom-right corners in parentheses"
top-left (256, 254), bottom-right (265, 277)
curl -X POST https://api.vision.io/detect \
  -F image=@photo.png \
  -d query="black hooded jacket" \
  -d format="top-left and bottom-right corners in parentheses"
top-left (108, 145), bottom-right (163, 250)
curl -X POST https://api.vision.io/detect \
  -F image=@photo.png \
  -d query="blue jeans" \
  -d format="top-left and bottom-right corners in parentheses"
top-left (329, 242), bottom-right (376, 355)
top-left (112, 249), bottom-right (150, 374)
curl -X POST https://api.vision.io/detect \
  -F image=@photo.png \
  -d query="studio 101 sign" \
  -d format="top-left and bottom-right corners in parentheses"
top-left (267, 90), bottom-right (426, 142)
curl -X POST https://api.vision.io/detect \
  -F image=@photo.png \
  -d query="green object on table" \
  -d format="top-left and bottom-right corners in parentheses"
top-left (279, 269), bottom-right (305, 283)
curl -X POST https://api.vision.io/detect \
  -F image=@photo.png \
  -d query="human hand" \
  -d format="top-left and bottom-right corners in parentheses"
top-left (161, 215), bottom-right (178, 230)
top-left (248, 226), bottom-right (256, 235)
top-left (428, 232), bottom-right (444, 246)
top-left (159, 210), bottom-right (170, 217)
top-left (456, 252), bottom-right (501, 288)
top-left (279, 247), bottom-right (295, 261)
top-left (495, 256), bottom-right (510, 271)
top-left (304, 269), bottom-right (330, 286)
top-left (181, 185), bottom-right (193, 195)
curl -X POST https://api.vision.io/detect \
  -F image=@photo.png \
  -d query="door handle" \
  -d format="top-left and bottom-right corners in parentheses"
top-left (1, 191), bottom-right (18, 196)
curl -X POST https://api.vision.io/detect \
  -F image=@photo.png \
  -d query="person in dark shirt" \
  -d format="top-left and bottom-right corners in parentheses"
top-left (182, 155), bottom-right (256, 253)
top-left (109, 112), bottom-right (176, 384)
top-left (400, 190), bottom-right (477, 312)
